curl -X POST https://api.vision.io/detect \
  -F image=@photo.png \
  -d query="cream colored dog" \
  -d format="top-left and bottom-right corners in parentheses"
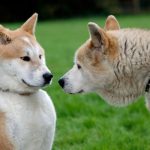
top-left (0, 13), bottom-right (56, 150)
top-left (59, 15), bottom-right (150, 109)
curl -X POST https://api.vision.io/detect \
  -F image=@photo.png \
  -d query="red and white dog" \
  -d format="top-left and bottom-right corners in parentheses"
top-left (0, 13), bottom-right (56, 150)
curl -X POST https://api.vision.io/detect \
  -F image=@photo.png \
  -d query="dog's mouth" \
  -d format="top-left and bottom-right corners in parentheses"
top-left (77, 90), bottom-right (84, 93)
top-left (69, 89), bottom-right (84, 94)
top-left (22, 79), bottom-right (42, 88)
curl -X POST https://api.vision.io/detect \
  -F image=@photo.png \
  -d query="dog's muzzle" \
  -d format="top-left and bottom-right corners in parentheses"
top-left (58, 78), bottom-right (65, 88)
top-left (43, 73), bottom-right (53, 85)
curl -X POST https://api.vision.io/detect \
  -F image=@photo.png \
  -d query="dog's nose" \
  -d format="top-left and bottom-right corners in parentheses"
top-left (58, 78), bottom-right (65, 88)
top-left (43, 73), bottom-right (53, 84)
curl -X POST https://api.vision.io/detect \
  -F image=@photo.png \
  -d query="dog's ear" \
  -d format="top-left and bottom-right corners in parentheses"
top-left (0, 32), bottom-right (12, 45)
top-left (21, 13), bottom-right (38, 35)
top-left (104, 15), bottom-right (120, 31)
top-left (88, 22), bottom-right (107, 48)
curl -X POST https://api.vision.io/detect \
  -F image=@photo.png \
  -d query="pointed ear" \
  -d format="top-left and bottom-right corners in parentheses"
top-left (0, 32), bottom-right (12, 45)
top-left (104, 15), bottom-right (120, 31)
top-left (21, 13), bottom-right (38, 35)
top-left (88, 22), bottom-right (106, 47)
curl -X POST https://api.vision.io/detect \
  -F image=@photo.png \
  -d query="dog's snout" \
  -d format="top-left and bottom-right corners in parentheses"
top-left (43, 73), bottom-right (53, 84)
top-left (58, 78), bottom-right (65, 88)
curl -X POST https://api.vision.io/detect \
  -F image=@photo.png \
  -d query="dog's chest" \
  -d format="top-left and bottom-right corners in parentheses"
top-left (0, 91), bottom-right (55, 150)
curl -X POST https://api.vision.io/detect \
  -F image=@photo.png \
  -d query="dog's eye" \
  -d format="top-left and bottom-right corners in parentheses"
top-left (39, 54), bottom-right (42, 59)
top-left (20, 56), bottom-right (31, 62)
top-left (77, 64), bottom-right (81, 69)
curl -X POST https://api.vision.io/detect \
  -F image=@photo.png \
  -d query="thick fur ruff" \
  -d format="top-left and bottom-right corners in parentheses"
top-left (59, 15), bottom-right (150, 109)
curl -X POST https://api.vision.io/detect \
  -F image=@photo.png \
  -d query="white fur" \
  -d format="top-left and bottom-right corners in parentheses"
top-left (62, 65), bottom-right (87, 93)
top-left (60, 28), bottom-right (150, 108)
top-left (62, 54), bottom-right (114, 94)
top-left (0, 36), bottom-right (51, 94)
top-left (1, 90), bottom-right (56, 150)
top-left (0, 35), bottom-right (56, 149)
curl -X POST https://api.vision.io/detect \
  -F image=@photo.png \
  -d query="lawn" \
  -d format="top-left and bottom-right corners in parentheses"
top-left (6, 14), bottom-right (150, 150)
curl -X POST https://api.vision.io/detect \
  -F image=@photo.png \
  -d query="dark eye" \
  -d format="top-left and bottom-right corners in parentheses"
top-left (77, 64), bottom-right (81, 69)
top-left (39, 54), bottom-right (42, 59)
top-left (20, 56), bottom-right (31, 62)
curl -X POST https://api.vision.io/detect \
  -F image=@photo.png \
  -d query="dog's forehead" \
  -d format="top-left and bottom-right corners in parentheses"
top-left (0, 28), bottom-right (44, 59)
top-left (75, 39), bottom-right (92, 63)
top-left (21, 36), bottom-right (44, 55)
top-left (10, 29), bottom-right (44, 55)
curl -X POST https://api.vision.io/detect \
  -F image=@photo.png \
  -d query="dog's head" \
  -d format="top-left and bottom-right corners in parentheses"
top-left (0, 13), bottom-right (52, 94)
top-left (59, 15), bottom-right (120, 94)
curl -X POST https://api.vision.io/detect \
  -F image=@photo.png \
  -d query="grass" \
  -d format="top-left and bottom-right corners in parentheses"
top-left (5, 14), bottom-right (150, 150)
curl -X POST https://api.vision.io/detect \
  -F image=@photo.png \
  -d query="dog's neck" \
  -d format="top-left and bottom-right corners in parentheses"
top-left (98, 72), bottom-right (148, 106)
top-left (99, 87), bottom-right (143, 107)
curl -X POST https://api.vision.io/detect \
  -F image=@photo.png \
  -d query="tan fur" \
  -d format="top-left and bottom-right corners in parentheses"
top-left (105, 33), bottom-right (119, 60)
top-left (0, 29), bottom-right (28, 59)
top-left (72, 16), bottom-right (150, 106)
top-left (0, 27), bottom-right (43, 60)
top-left (59, 15), bottom-right (150, 108)
top-left (0, 13), bottom-right (43, 59)
top-left (0, 112), bottom-right (14, 150)
top-left (77, 42), bottom-right (107, 74)
top-left (77, 33), bottom-right (119, 68)
top-left (21, 13), bottom-right (38, 35)
top-left (0, 13), bottom-right (56, 150)
top-left (104, 15), bottom-right (120, 31)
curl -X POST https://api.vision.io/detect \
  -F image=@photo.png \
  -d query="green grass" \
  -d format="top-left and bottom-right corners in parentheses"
top-left (6, 14), bottom-right (150, 150)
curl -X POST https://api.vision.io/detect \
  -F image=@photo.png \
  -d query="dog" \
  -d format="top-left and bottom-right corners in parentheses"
top-left (0, 13), bottom-right (56, 150)
top-left (59, 15), bottom-right (150, 109)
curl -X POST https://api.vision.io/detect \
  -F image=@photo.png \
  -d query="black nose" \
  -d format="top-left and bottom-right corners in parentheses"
top-left (58, 78), bottom-right (65, 88)
top-left (43, 73), bottom-right (53, 84)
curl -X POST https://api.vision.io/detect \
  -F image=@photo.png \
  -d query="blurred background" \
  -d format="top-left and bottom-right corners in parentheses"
top-left (0, 0), bottom-right (150, 22)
